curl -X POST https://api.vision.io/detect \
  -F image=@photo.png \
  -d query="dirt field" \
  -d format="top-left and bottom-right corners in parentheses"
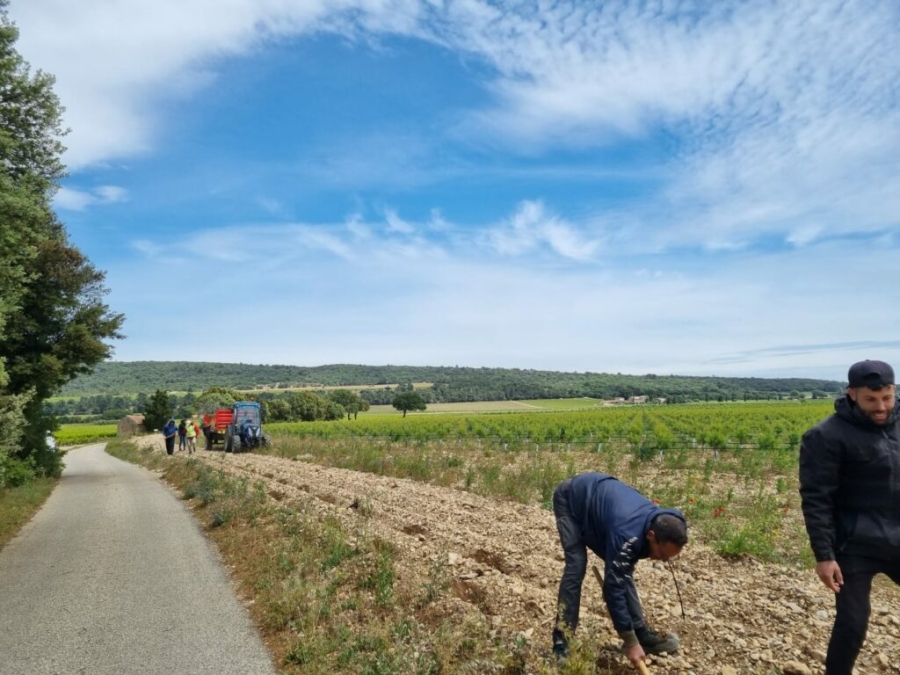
top-left (134, 436), bottom-right (900, 674)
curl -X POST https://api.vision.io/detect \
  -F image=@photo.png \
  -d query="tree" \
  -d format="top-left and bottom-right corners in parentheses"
top-left (142, 389), bottom-right (172, 433)
top-left (263, 398), bottom-right (291, 422)
top-left (0, 4), bottom-right (124, 480)
top-left (392, 392), bottom-right (427, 417)
top-left (195, 387), bottom-right (237, 415)
top-left (328, 389), bottom-right (369, 420)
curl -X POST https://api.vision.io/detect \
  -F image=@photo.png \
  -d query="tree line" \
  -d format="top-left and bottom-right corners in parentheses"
top-left (59, 361), bottom-right (844, 404)
top-left (138, 387), bottom-right (433, 432)
top-left (0, 4), bottom-right (123, 490)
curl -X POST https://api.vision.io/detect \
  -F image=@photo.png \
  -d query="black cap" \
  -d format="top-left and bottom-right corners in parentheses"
top-left (847, 360), bottom-right (895, 389)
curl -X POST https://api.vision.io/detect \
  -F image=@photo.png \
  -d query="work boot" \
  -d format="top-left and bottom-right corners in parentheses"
top-left (552, 640), bottom-right (569, 666)
top-left (553, 644), bottom-right (569, 668)
top-left (635, 626), bottom-right (680, 654)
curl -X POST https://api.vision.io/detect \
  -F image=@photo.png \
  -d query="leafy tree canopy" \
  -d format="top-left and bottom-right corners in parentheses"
top-left (392, 392), bottom-right (427, 417)
top-left (328, 389), bottom-right (370, 420)
top-left (0, 3), bottom-right (124, 482)
top-left (142, 389), bottom-right (172, 433)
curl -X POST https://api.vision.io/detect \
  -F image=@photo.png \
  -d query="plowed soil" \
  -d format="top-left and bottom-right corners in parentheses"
top-left (134, 436), bottom-right (900, 674)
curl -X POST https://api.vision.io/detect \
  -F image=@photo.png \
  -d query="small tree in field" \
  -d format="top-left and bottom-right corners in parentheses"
top-left (329, 389), bottom-right (370, 419)
top-left (392, 391), bottom-right (426, 417)
top-left (142, 389), bottom-right (172, 432)
top-left (196, 387), bottom-right (237, 415)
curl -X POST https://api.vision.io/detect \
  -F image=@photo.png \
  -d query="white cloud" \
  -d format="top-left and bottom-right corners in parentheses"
top-left (436, 2), bottom-right (900, 250)
top-left (10, 0), bottom-right (429, 168)
top-left (488, 200), bottom-right (601, 261)
top-left (13, 1), bottom-right (900, 376)
top-left (16, 1), bottom-right (898, 249)
top-left (54, 185), bottom-right (129, 211)
top-left (108, 218), bottom-right (900, 377)
top-left (385, 209), bottom-right (415, 234)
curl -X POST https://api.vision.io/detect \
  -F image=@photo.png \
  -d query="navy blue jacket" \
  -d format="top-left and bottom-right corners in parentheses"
top-left (567, 472), bottom-right (686, 632)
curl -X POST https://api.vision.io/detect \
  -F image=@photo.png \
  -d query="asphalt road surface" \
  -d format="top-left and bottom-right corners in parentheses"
top-left (0, 444), bottom-right (276, 675)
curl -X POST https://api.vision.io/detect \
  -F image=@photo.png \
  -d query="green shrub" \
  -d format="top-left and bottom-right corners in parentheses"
top-left (1, 457), bottom-right (36, 488)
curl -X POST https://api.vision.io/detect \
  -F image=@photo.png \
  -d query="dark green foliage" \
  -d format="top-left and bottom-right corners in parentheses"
top-left (194, 387), bottom-right (238, 414)
top-left (60, 361), bottom-right (843, 404)
top-left (142, 389), bottom-right (172, 433)
top-left (328, 389), bottom-right (369, 419)
top-left (0, 4), bottom-right (124, 481)
top-left (392, 392), bottom-right (427, 417)
top-left (2, 456), bottom-right (36, 488)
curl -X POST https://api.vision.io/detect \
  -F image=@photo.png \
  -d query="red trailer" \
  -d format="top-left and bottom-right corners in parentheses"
top-left (202, 408), bottom-right (234, 449)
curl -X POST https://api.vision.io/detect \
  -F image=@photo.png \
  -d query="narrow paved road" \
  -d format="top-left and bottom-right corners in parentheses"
top-left (0, 445), bottom-right (276, 675)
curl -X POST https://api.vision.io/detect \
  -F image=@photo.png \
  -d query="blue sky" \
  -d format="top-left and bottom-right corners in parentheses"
top-left (10, 0), bottom-right (900, 380)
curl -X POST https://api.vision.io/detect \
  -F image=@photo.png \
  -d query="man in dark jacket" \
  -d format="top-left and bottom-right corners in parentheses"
top-left (162, 418), bottom-right (177, 456)
top-left (799, 359), bottom-right (900, 675)
top-left (551, 472), bottom-right (688, 667)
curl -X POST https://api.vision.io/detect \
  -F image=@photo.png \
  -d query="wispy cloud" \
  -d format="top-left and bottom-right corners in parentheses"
top-left (11, 0), bottom-right (429, 168)
top-left (487, 201), bottom-right (602, 261)
top-left (54, 185), bottom-right (129, 211)
top-left (108, 218), bottom-right (900, 377)
top-left (18, 1), bottom-right (898, 248)
top-left (13, 1), bottom-right (900, 376)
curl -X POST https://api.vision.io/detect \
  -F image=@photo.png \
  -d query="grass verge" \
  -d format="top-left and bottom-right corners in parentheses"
top-left (0, 477), bottom-right (58, 551)
top-left (107, 439), bottom-right (549, 674)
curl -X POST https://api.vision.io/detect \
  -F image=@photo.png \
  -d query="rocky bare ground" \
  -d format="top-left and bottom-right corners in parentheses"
top-left (134, 436), bottom-right (900, 674)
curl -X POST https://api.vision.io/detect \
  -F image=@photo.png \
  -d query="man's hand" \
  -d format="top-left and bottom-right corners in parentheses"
top-left (815, 560), bottom-right (843, 592)
top-left (623, 643), bottom-right (646, 667)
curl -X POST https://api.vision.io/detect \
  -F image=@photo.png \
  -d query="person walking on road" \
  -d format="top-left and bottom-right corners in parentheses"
top-left (202, 413), bottom-right (213, 450)
top-left (162, 418), bottom-right (177, 456)
top-left (177, 419), bottom-right (187, 452)
top-left (185, 417), bottom-right (198, 455)
top-left (551, 472), bottom-right (687, 668)
top-left (799, 359), bottom-right (900, 675)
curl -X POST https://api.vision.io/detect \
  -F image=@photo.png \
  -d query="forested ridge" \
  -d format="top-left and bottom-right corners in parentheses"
top-left (60, 360), bottom-right (843, 403)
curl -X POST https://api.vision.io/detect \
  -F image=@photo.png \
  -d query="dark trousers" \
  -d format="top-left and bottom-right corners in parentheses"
top-left (164, 436), bottom-right (175, 455)
top-left (826, 556), bottom-right (900, 675)
top-left (552, 479), bottom-right (645, 647)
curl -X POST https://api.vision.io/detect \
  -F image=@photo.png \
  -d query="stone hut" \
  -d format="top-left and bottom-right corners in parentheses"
top-left (117, 414), bottom-right (145, 438)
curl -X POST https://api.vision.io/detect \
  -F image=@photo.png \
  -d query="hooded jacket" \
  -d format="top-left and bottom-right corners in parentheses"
top-left (566, 472), bottom-right (686, 633)
top-left (799, 396), bottom-right (900, 562)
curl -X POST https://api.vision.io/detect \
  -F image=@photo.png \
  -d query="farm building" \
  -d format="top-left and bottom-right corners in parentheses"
top-left (117, 414), bottom-right (145, 438)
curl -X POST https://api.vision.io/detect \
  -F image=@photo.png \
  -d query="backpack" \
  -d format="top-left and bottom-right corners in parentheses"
top-left (178, 422), bottom-right (187, 435)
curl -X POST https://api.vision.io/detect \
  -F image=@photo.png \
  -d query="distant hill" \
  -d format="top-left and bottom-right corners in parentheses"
top-left (59, 361), bottom-right (844, 403)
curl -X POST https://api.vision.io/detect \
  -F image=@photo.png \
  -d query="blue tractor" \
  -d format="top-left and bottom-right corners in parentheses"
top-left (224, 401), bottom-right (266, 452)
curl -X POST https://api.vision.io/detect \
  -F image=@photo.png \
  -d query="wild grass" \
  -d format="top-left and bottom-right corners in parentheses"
top-left (0, 477), bottom-right (57, 550)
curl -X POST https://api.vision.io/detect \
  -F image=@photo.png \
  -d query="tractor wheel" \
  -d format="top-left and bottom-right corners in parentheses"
top-left (232, 434), bottom-right (243, 453)
top-left (224, 434), bottom-right (232, 453)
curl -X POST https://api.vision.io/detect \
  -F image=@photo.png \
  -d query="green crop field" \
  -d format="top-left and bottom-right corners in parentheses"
top-left (266, 400), bottom-right (832, 448)
top-left (518, 397), bottom-right (605, 409)
top-left (363, 397), bottom-right (622, 415)
top-left (56, 423), bottom-right (117, 445)
top-left (365, 400), bottom-right (543, 415)
top-left (261, 400), bottom-right (835, 565)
